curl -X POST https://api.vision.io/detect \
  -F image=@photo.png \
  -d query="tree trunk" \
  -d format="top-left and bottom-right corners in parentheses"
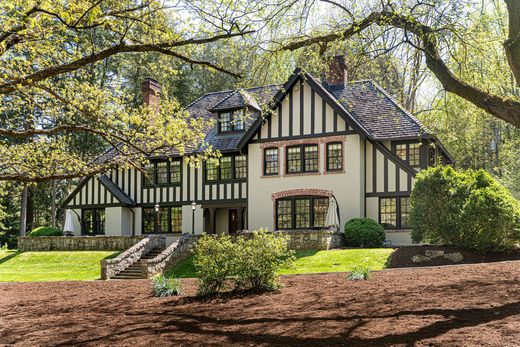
top-left (19, 185), bottom-right (27, 236)
top-left (50, 180), bottom-right (57, 228)
top-left (26, 185), bottom-right (34, 232)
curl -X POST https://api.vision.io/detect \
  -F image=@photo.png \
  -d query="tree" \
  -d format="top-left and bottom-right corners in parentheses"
top-left (0, 0), bottom-right (254, 182)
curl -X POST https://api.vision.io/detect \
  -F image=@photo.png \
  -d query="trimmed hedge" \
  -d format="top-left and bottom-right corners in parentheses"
top-left (344, 218), bottom-right (385, 247)
top-left (411, 166), bottom-right (520, 252)
top-left (28, 226), bottom-right (63, 237)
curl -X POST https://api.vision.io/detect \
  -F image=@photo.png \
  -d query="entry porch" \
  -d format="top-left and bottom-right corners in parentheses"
top-left (202, 203), bottom-right (247, 234)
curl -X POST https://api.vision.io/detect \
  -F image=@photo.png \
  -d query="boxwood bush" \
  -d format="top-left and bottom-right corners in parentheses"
top-left (28, 226), bottom-right (63, 237)
top-left (344, 218), bottom-right (385, 247)
top-left (411, 166), bottom-right (520, 252)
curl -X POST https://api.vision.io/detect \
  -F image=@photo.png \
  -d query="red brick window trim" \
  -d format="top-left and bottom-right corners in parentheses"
top-left (272, 189), bottom-right (333, 201)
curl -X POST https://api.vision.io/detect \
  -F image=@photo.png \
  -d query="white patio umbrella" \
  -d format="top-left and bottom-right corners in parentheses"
top-left (325, 197), bottom-right (340, 231)
top-left (63, 209), bottom-right (75, 236)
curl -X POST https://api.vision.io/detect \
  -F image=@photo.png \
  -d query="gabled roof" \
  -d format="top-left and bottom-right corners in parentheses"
top-left (210, 89), bottom-right (262, 112)
top-left (97, 175), bottom-right (136, 206)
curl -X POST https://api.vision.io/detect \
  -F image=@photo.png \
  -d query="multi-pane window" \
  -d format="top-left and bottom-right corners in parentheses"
top-left (235, 155), bottom-right (247, 179)
top-left (379, 197), bottom-right (410, 229)
top-left (170, 161), bottom-right (181, 183)
top-left (286, 146), bottom-right (301, 174)
top-left (313, 198), bottom-right (329, 227)
top-left (81, 209), bottom-right (105, 236)
top-left (143, 207), bottom-right (182, 234)
top-left (205, 158), bottom-right (219, 181)
top-left (304, 145), bottom-right (319, 172)
top-left (233, 111), bottom-right (245, 131)
top-left (264, 148), bottom-right (279, 175)
top-left (286, 144), bottom-right (319, 174)
top-left (156, 162), bottom-right (168, 185)
top-left (380, 198), bottom-right (397, 228)
top-left (409, 144), bottom-right (421, 166)
top-left (276, 200), bottom-right (292, 229)
top-left (143, 160), bottom-right (182, 186)
top-left (220, 157), bottom-right (233, 180)
top-left (326, 142), bottom-right (343, 171)
top-left (205, 155), bottom-right (247, 181)
top-left (276, 196), bottom-right (329, 230)
top-left (396, 144), bottom-right (407, 161)
top-left (219, 112), bottom-right (232, 132)
top-left (400, 197), bottom-right (410, 228)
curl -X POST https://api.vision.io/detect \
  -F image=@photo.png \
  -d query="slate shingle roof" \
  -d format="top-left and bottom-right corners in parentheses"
top-left (210, 89), bottom-right (262, 112)
top-left (331, 80), bottom-right (430, 140)
top-left (98, 175), bottom-right (136, 206)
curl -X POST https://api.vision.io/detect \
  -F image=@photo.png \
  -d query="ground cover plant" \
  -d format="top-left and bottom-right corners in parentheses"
top-left (167, 248), bottom-right (393, 278)
top-left (411, 166), bottom-right (520, 252)
top-left (152, 274), bottom-right (183, 297)
top-left (193, 229), bottom-right (294, 295)
top-left (28, 226), bottom-right (63, 237)
top-left (0, 250), bottom-right (119, 282)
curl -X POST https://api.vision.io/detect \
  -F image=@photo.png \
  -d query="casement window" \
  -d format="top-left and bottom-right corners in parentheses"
top-left (264, 148), bottom-right (279, 175)
top-left (326, 142), bottom-right (343, 171)
top-left (143, 206), bottom-right (182, 234)
top-left (219, 111), bottom-right (245, 133)
top-left (276, 196), bottom-right (329, 229)
top-left (379, 197), bottom-right (411, 229)
top-left (143, 160), bottom-right (182, 187)
top-left (286, 144), bottom-right (319, 174)
top-left (81, 209), bottom-right (105, 236)
top-left (205, 155), bottom-right (247, 181)
top-left (394, 143), bottom-right (421, 167)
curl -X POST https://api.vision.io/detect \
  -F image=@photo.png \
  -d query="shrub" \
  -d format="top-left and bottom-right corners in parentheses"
top-left (347, 259), bottom-right (371, 281)
top-left (411, 166), bottom-right (520, 252)
top-left (193, 229), bottom-right (294, 296)
top-left (193, 234), bottom-right (238, 296)
top-left (233, 229), bottom-right (295, 291)
top-left (28, 226), bottom-right (63, 237)
top-left (152, 274), bottom-right (183, 297)
top-left (344, 218), bottom-right (385, 247)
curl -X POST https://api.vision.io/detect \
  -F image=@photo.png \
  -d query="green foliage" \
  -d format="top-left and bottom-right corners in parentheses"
top-left (411, 166), bottom-right (520, 252)
top-left (28, 226), bottom-right (63, 237)
top-left (344, 218), bottom-right (385, 247)
top-left (346, 259), bottom-right (371, 281)
top-left (152, 274), bottom-right (183, 297)
top-left (193, 229), bottom-right (294, 296)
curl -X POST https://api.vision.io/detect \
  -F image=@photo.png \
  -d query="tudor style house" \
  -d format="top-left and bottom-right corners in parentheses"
top-left (63, 56), bottom-right (452, 246)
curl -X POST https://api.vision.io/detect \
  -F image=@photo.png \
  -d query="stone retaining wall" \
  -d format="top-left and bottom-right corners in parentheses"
top-left (145, 234), bottom-right (200, 277)
top-left (18, 236), bottom-right (144, 251)
top-left (240, 229), bottom-right (344, 250)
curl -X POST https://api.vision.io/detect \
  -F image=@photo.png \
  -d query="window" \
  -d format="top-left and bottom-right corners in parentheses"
top-left (380, 198), bottom-right (397, 228)
top-left (170, 161), bottom-right (181, 183)
top-left (205, 158), bottom-right (219, 181)
top-left (143, 160), bottom-right (182, 186)
top-left (264, 148), bottom-right (279, 175)
top-left (219, 110), bottom-right (245, 133)
top-left (409, 143), bottom-right (421, 166)
top-left (276, 196), bottom-right (329, 229)
top-left (143, 207), bottom-right (182, 234)
top-left (379, 197), bottom-right (410, 229)
top-left (205, 155), bottom-right (247, 181)
top-left (286, 146), bottom-right (301, 173)
top-left (286, 144), bottom-right (319, 174)
top-left (396, 144), bottom-right (407, 161)
top-left (235, 155), bottom-right (247, 179)
top-left (326, 142), bottom-right (343, 171)
top-left (156, 162), bottom-right (168, 185)
top-left (400, 197), bottom-right (410, 228)
top-left (81, 209), bottom-right (105, 235)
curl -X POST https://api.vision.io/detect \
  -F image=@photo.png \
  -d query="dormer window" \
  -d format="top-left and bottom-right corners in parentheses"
top-left (219, 110), bottom-right (245, 133)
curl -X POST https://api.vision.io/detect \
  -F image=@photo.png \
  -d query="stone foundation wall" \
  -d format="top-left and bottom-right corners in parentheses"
top-left (240, 230), bottom-right (344, 250)
top-left (146, 234), bottom-right (200, 277)
top-left (18, 236), bottom-right (144, 251)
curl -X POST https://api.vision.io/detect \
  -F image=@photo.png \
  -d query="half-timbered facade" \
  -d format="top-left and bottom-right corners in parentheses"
top-left (63, 55), bottom-right (452, 245)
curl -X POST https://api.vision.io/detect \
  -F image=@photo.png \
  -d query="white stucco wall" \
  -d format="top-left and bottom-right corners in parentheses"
top-left (181, 204), bottom-right (204, 235)
top-left (247, 134), bottom-right (364, 232)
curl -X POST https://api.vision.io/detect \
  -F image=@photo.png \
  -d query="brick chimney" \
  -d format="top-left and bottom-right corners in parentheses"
top-left (323, 55), bottom-right (347, 89)
top-left (141, 78), bottom-right (161, 109)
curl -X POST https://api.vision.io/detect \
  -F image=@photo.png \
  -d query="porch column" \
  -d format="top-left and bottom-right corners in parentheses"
top-left (237, 206), bottom-right (244, 232)
top-left (208, 207), bottom-right (216, 234)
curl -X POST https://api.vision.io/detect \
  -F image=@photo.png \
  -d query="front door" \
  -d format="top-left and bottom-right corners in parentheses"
top-left (228, 209), bottom-right (239, 234)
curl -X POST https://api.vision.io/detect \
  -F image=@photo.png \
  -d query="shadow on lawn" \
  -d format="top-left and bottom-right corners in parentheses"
top-left (0, 251), bottom-right (21, 265)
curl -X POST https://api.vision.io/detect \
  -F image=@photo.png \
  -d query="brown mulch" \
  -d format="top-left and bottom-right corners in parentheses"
top-left (3, 262), bottom-right (520, 346)
top-left (390, 245), bottom-right (520, 268)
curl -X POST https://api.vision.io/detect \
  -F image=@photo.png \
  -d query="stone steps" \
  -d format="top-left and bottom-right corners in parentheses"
top-left (112, 247), bottom-right (165, 280)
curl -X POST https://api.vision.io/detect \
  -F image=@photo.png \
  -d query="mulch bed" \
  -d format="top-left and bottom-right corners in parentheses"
top-left (390, 245), bottom-right (520, 268)
top-left (3, 262), bottom-right (520, 346)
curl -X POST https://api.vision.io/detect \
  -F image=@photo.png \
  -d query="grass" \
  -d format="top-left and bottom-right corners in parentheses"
top-left (0, 250), bottom-right (119, 282)
top-left (165, 248), bottom-right (394, 278)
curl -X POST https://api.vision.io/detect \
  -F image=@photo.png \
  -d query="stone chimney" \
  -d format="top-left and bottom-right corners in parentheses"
top-left (323, 55), bottom-right (347, 89)
top-left (141, 77), bottom-right (161, 109)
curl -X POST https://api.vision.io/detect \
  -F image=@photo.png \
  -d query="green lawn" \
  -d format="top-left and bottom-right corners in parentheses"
top-left (0, 250), bottom-right (119, 282)
top-left (166, 248), bottom-right (394, 278)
